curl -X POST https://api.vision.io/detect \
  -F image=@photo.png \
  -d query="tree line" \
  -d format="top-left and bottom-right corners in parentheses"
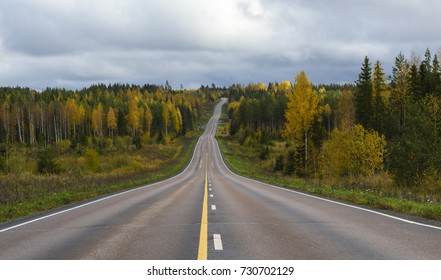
top-left (227, 48), bottom-right (441, 187)
top-left (0, 83), bottom-right (220, 148)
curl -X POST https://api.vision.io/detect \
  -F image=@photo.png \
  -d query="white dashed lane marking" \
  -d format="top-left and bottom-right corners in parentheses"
top-left (213, 234), bottom-right (223, 250)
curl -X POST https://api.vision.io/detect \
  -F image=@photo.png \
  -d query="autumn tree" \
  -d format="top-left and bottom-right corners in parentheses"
top-left (91, 103), bottom-right (104, 139)
top-left (144, 105), bottom-right (153, 138)
top-left (127, 93), bottom-right (140, 139)
top-left (106, 106), bottom-right (117, 138)
top-left (283, 71), bottom-right (321, 174)
top-left (336, 90), bottom-right (355, 131)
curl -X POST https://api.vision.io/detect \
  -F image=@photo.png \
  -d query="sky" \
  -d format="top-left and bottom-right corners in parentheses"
top-left (0, 0), bottom-right (440, 90)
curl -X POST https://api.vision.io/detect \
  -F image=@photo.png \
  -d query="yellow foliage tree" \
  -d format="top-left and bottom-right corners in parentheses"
top-left (106, 106), bottom-right (117, 138)
top-left (144, 105), bottom-right (153, 138)
top-left (91, 104), bottom-right (104, 139)
top-left (277, 81), bottom-right (292, 94)
top-left (127, 95), bottom-right (140, 139)
top-left (283, 71), bottom-right (321, 172)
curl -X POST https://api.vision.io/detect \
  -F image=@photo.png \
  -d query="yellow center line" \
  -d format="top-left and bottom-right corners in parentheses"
top-left (197, 155), bottom-right (208, 260)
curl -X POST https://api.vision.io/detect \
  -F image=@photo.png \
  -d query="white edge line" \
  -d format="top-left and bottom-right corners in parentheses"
top-left (0, 134), bottom-right (206, 233)
top-left (213, 137), bottom-right (441, 231)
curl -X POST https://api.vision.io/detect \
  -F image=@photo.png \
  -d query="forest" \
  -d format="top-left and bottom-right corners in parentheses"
top-left (224, 48), bottom-right (441, 204)
top-left (0, 83), bottom-right (220, 221)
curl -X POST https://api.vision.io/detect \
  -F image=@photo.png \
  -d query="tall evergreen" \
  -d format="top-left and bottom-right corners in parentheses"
top-left (355, 56), bottom-right (373, 129)
top-left (372, 60), bottom-right (387, 134)
top-left (431, 54), bottom-right (441, 96)
top-left (407, 63), bottom-right (420, 100)
top-left (390, 52), bottom-right (410, 135)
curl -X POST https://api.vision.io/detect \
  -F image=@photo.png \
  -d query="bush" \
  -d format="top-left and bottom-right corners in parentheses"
top-left (321, 125), bottom-right (386, 178)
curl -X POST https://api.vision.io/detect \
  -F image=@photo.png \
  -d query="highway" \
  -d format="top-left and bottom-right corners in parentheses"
top-left (1, 98), bottom-right (441, 259)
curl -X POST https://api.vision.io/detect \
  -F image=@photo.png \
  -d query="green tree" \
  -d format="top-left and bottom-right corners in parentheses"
top-left (372, 60), bottom-right (387, 134)
top-left (390, 52), bottom-right (410, 135)
top-left (388, 100), bottom-right (441, 185)
top-left (37, 148), bottom-right (61, 174)
top-left (355, 56), bottom-right (373, 129)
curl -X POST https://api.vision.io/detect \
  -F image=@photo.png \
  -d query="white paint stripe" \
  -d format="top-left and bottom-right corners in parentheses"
top-left (213, 138), bottom-right (441, 231)
top-left (210, 194), bottom-right (214, 198)
top-left (209, 188), bottom-right (212, 191)
top-left (213, 234), bottom-right (223, 250)
top-left (0, 132), bottom-right (209, 233)
top-left (211, 205), bottom-right (217, 211)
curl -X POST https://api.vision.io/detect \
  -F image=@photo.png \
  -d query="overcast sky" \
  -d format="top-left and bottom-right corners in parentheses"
top-left (0, 0), bottom-right (440, 90)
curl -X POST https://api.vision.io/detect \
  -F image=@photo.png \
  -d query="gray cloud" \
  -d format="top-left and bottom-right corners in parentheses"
top-left (0, 0), bottom-right (440, 89)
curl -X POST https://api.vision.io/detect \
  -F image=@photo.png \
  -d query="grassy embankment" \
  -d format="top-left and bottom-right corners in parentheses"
top-left (216, 104), bottom-right (441, 222)
top-left (0, 101), bottom-right (216, 223)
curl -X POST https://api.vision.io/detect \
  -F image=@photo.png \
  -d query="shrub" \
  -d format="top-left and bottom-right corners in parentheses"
top-left (321, 125), bottom-right (386, 178)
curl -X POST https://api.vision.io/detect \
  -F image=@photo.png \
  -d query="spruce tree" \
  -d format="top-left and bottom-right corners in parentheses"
top-left (390, 52), bottom-right (410, 134)
top-left (407, 64), bottom-right (421, 100)
top-left (431, 54), bottom-right (441, 96)
top-left (355, 56), bottom-right (373, 129)
top-left (372, 60), bottom-right (387, 134)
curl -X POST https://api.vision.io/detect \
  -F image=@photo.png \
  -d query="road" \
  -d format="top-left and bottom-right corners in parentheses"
top-left (1, 98), bottom-right (441, 259)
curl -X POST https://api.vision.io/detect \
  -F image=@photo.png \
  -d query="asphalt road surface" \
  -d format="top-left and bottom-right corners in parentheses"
top-left (1, 98), bottom-right (441, 260)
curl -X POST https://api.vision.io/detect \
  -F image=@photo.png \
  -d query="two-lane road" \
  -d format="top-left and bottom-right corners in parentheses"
top-left (1, 98), bottom-right (441, 259)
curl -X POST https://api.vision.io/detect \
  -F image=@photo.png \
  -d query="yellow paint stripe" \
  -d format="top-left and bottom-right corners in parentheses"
top-left (197, 157), bottom-right (208, 260)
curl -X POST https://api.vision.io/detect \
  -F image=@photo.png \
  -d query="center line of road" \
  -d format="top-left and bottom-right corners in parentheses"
top-left (213, 234), bottom-right (223, 250)
top-left (197, 158), bottom-right (209, 260)
top-left (211, 205), bottom-right (217, 211)
top-left (210, 194), bottom-right (214, 198)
